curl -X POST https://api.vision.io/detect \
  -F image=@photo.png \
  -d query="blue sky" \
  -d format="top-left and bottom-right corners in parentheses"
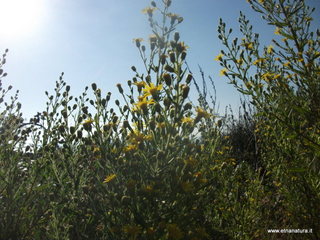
top-left (0, 0), bottom-right (319, 120)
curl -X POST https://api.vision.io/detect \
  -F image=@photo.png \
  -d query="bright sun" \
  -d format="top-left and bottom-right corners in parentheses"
top-left (0, 0), bottom-right (45, 39)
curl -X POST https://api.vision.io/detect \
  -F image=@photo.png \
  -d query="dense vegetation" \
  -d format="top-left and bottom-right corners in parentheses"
top-left (0, 0), bottom-right (319, 239)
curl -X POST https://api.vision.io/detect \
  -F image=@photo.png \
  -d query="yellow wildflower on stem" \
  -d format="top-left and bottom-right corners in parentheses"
top-left (103, 174), bottom-right (116, 183)
top-left (83, 118), bottom-right (94, 125)
top-left (283, 61), bottom-right (291, 67)
top-left (237, 58), bottom-right (243, 65)
top-left (196, 107), bottom-right (211, 119)
top-left (133, 97), bottom-right (155, 112)
top-left (124, 144), bottom-right (138, 152)
top-left (133, 80), bottom-right (146, 93)
top-left (82, 118), bottom-right (94, 131)
top-left (181, 117), bottom-right (193, 124)
top-left (274, 27), bottom-right (281, 35)
top-left (219, 68), bottom-right (228, 76)
top-left (143, 82), bottom-right (163, 99)
top-left (253, 58), bottom-right (265, 65)
top-left (141, 7), bottom-right (156, 17)
top-left (262, 72), bottom-right (274, 82)
top-left (242, 41), bottom-right (254, 50)
top-left (267, 45), bottom-right (274, 54)
top-left (133, 38), bottom-right (143, 48)
top-left (214, 53), bottom-right (224, 61)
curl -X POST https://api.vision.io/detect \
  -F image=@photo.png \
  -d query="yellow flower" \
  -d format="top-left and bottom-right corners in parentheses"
top-left (143, 82), bottom-right (163, 98)
top-left (83, 118), bottom-right (94, 125)
top-left (181, 117), bottom-right (193, 124)
top-left (149, 34), bottom-right (157, 43)
top-left (141, 7), bottom-right (156, 16)
top-left (237, 58), bottom-right (243, 65)
top-left (196, 107), bottom-right (211, 119)
top-left (253, 58), bottom-right (265, 65)
top-left (261, 72), bottom-right (274, 82)
top-left (214, 53), bottom-right (224, 61)
top-left (267, 45), bottom-right (274, 54)
top-left (133, 97), bottom-right (155, 111)
top-left (166, 13), bottom-right (181, 23)
top-left (274, 27), bottom-right (281, 35)
top-left (245, 81), bottom-right (253, 89)
top-left (129, 130), bottom-right (152, 143)
top-left (103, 174), bottom-right (116, 183)
top-left (133, 38), bottom-right (143, 47)
top-left (274, 74), bottom-right (281, 80)
top-left (242, 41), bottom-right (254, 50)
top-left (176, 41), bottom-right (189, 52)
top-left (133, 81), bottom-right (146, 89)
top-left (93, 146), bottom-right (100, 153)
top-left (219, 68), bottom-right (228, 76)
top-left (124, 144), bottom-right (138, 152)
top-left (283, 61), bottom-right (291, 67)
top-left (167, 224), bottom-right (184, 240)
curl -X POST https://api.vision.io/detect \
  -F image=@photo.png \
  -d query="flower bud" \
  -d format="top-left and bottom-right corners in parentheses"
top-left (116, 83), bottom-right (123, 94)
top-left (169, 51), bottom-right (176, 63)
top-left (164, 65), bottom-right (175, 73)
top-left (123, 120), bottom-right (130, 129)
top-left (184, 102), bottom-right (192, 111)
top-left (162, 73), bottom-right (172, 86)
top-left (70, 126), bottom-right (76, 134)
top-left (58, 125), bottom-right (65, 133)
top-left (91, 83), bottom-right (97, 91)
top-left (131, 66), bottom-right (137, 72)
top-left (186, 73), bottom-right (193, 84)
top-left (182, 85), bottom-right (190, 99)
top-left (154, 103), bottom-right (161, 113)
top-left (150, 119), bottom-right (156, 130)
top-left (77, 130), bottom-right (83, 139)
top-left (170, 107), bottom-right (175, 118)
top-left (113, 116), bottom-right (119, 123)
top-left (170, 41), bottom-right (176, 49)
top-left (106, 92), bottom-right (111, 101)
top-left (181, 51), bottom-right (187, 61)
top-left (164, 97), bottom-right (171, 107)
top-left (151, 42), bottom-right (156, 51)
top-left (160, 54), bottom-right (167, 65)
top-left (174, 32), bottom-right (180, 42)
top-left (217, 119), bottom-right (222, 128)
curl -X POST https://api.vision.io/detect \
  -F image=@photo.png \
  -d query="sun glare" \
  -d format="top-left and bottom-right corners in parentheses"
top-left (0, 0), bottom-right (45, 39)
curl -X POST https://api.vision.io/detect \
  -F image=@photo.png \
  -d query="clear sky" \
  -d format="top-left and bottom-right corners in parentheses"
top-left (0, 0), bottom-right (319, 120)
